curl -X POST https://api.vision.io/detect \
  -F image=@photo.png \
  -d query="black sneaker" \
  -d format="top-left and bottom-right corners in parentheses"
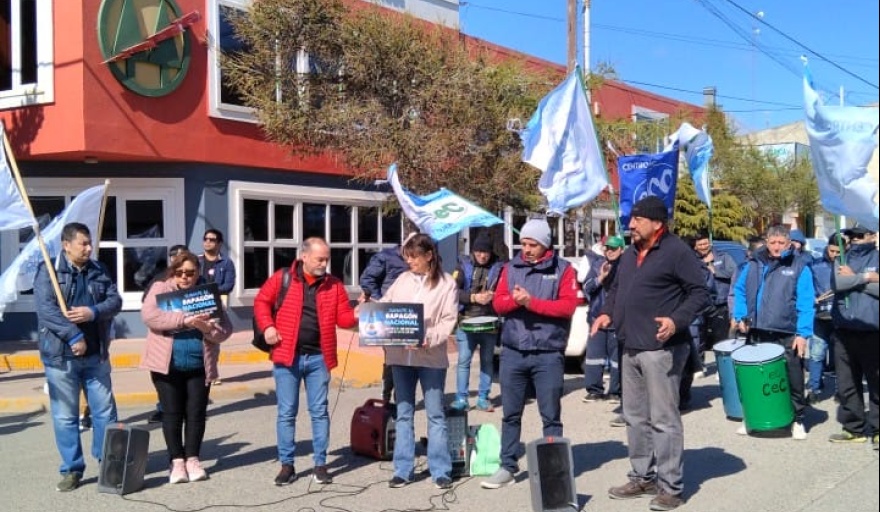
top-left (274, 464), bottom-right (297, 486)
top-left (581, 392), bottom-right (605, 403)
top-left (388, 476), bottom-right (410, 488)
top-left (148, 410), bottom-right (163, 424)
top-left (312, 465), bottom-right (332, 484)
top-left (79, 415), bottom-right (92, 432)
top-left (805, 392), bottom-right (820, 405)
top-left (434, 476), bottom-right (453, 489)
top-left (56, 472), bottom-right (82, 492)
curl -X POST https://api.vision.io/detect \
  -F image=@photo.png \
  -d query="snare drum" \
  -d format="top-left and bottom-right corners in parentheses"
top-left (460, 316), bottom-right (500, 333)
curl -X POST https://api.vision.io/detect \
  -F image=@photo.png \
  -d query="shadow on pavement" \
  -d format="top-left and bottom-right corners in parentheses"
top-left (683, 446), bottom-right (746, 495)
top-left (0, 409), bottom-right (46, 435)
top-left (214, 370), bottom-right (272, 384)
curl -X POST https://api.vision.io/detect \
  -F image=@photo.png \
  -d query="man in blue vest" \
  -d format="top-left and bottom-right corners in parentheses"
top-left (733, 225), bottom-right (815, 440)
top-left (828, 225), bottom-right (879, 449)
top-left (480, 219), bottom-right (582, 489)
top-left (451, 231), bottom-right (504, 412)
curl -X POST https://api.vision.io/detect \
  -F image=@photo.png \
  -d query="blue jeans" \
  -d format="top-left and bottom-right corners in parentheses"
top-left (499, 348), bottom-right (564, 473)
top-left (455, 328), bottom-right (496, 400)
top-left (44, 355), bottom-right (118, 475)
top-left (274, 354), bottom-right (330, 467)
top-left (390, 365), bottom-right (451, 482)
top-left (808, 320), bottom-right (833, 393)
top-left (583, 328), bottom-right (620, 395)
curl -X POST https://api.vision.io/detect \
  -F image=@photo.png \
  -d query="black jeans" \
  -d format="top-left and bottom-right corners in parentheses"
top-left (833, 329), bottom-right (879, 436)
top-left (151, 368), bottom-right (211, 461)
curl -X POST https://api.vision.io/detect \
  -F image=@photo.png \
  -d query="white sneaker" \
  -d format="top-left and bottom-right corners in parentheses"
top-left (694, 371), bottom-right (706, 379)
top-left (480, 469), bottom-right (514, 489)
top-left (735, 424), bottom-right (748, 435)
top-left (791, 422), bottom-right (808, 440)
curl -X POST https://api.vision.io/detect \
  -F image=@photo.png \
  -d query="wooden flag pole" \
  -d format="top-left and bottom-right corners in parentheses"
top-left (2, 132), bottom-right (69, 314)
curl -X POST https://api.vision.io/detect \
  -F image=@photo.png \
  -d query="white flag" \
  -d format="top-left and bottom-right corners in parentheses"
top-left (666, 122), bottom-right (714, 209)
top-left (803, 65), bottom-right (879, 231)
top-left (0, 184), bottom-right (106, 320)
top-left (520, 67), bottom-right (608, 214)
top-left (387, 163), bottom-right (504, 241)
top-left (0, 128), bottom-right (33, 231)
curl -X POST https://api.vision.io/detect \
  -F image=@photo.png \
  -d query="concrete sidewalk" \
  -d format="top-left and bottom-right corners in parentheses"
top-left (0, 329), bottom-right (388, 413)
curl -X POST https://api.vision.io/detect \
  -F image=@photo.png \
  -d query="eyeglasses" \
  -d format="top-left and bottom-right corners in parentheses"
top-left (174, 269), bottom-right (197, 278)
top-left (203, 237), bottom-right (218, 242)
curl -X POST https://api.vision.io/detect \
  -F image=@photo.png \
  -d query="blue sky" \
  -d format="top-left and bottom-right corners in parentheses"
top-left (459, 0), bottom-right (879, 133)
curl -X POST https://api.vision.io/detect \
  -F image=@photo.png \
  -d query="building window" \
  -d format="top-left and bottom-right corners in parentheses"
top-left (0, 178), bottom-right (185, 313)
top-left (0, 0), bottom-right (53, 108)
top-left (208, 0), bottom-right (262, 122)
top-left (228, 181), bottom-right (401, 305)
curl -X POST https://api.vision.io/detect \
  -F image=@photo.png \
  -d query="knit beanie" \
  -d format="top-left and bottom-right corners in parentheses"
top-left (519, 219), bottom-right (552, 248)
top-left (472, 232), bottom-right (493, 253)
top-left (630, 196), bottom-right (669, 222)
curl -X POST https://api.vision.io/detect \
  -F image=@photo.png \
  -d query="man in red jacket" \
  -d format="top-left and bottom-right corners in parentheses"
top-left (254, 237), bottom-right (358, 487)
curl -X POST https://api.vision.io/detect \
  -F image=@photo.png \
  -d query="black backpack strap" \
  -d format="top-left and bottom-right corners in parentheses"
top-left (273, 267), bottom-right (291, 314)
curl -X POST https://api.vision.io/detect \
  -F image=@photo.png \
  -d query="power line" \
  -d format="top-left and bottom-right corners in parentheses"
top-left (619, 79), bottom-right (801, 107)
top-left (721, 0), bottom-right (879, 90)
top-left (461, 1), bottom-right (878, 67)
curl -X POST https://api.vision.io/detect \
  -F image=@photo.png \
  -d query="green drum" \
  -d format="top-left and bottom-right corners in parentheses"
top-left (460, 316), bottom-right (499, 334)
top-left (732, 343), bottom-right (794, 432)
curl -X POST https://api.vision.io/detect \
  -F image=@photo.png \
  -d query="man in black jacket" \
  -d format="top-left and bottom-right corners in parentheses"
top-left (592, 196), bottom-right (709, 511)
top-left (828, 225), bottom-right (879, 448)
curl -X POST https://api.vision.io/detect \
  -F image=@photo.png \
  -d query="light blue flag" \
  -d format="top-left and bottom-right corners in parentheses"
top-left (520, 67), bottom-right (608, 214)
top-left (803, 65), bottom-right (879, 231)
top-left (0, 183), bottom-right (106, 320)
top-left (667, 122), bottom-right (713, 209)
top-left (0, 128), bottom-right (33, 231)
top-left (387, 163), bottom-right (504, 241)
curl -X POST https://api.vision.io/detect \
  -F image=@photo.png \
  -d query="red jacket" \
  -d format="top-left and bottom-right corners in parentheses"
top-left (253, 263), bottom-right (357, 370)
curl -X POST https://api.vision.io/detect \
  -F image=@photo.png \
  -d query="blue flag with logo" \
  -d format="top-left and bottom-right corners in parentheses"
top-left (618, 148), bottom-right (680, 226)
top-left (803, 65), bottom-right (879, 231)
top-left (520, 67), bottom-right (608, 214)
top-left (387, 164), bottom-right (504, 241)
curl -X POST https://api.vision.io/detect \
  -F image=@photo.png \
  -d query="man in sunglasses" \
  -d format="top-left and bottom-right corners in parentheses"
top-left (199, 229), bottom-right (236, 299)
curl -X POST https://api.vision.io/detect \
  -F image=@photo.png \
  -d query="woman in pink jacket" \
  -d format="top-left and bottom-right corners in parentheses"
top-left (381, 234), bottom-right (459, 489)
top-left (141, 252), bottom-right (232, 484)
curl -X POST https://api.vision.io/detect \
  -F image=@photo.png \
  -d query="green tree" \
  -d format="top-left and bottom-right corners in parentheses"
top-left (673, 171), bottom-right (753, 241)
top-left (222, 0), bottom-right (553, 212)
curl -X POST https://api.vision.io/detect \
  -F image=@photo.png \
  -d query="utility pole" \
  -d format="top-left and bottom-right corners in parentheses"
top-left (567, 0), bottom-right (577, 72)
top-left (583, 0), bottom-right (591, 77)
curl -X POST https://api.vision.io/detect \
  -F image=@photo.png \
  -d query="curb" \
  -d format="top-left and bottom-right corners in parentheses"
top-left (0, 347), bottom-right (386, 414)
top-left (1, 350), bottom-right (275, 372)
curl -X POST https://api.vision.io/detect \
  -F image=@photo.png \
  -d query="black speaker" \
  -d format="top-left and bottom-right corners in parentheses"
top-left (525, 437), bottom-right (576, 512)
top-left (98, 425), bottom-right (150, 495)
top-left (445, 408), bottom-right (471, 478)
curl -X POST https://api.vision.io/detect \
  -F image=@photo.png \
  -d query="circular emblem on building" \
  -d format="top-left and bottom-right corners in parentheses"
top-left (97, 0), bottom-right (198, 97)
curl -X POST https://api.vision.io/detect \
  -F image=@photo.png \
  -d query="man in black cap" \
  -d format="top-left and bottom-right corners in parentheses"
top-left (450, 230), bottom-right (505, 412)
top-left (592, 195), bottom-right (709, 510)
top-left (828, 225), bottom-right (879, 449)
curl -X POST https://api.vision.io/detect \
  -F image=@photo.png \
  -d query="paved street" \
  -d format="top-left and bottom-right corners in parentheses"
top-left (1, 358), bottom-right (878, 512)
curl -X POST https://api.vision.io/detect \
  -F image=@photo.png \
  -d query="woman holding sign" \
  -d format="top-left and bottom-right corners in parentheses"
top-left (141, 252), bottom-right (232, 484)
top-left (381, 234), bottom-right (459, 490)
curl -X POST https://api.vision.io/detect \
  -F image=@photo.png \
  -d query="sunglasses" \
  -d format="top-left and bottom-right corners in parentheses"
top-left (605, 245), bottom-right (622, 251)
top-left (203, 237), bottom-right (218, 242)
top-left (174, 269), bottom-right (197, 278)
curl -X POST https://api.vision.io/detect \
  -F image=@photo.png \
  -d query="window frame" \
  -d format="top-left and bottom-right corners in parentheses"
top-left (0, 0), bottom-right (54, 109)
top-left (0, 177), bottom-right (185, 313)
top-left (228, 180), bottom-right (399, 306)
top-left (207, 0), bottom-right (258, 122)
